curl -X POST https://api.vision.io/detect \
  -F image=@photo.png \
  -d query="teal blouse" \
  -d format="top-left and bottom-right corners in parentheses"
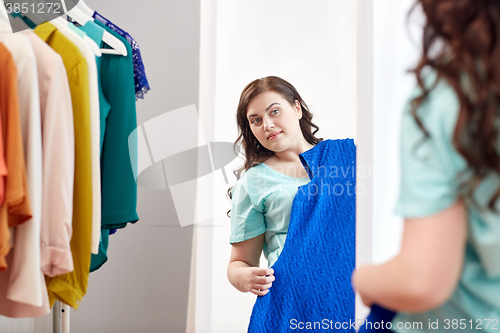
top-left (392, 70), bottom-right (500, 332)
top-left (86, 21), bottom-right (138, 272)
top-left (230, 162), bottom-right (310, 267)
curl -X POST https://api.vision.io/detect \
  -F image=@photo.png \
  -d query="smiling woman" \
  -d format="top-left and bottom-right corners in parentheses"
top-left (234, 77), bottom-right (319, 176)
top-left (225, 76), bottom-right (357, 332)
top-left (226, 76), bottom-right (322, 273)
top-left (247, 91), bottom-right (312, 159)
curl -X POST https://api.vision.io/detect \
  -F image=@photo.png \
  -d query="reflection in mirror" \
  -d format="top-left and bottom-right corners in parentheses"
top-left (227, 77), bottom-right (356, 332)
top-left (193, 1), bottom-right (358, 332)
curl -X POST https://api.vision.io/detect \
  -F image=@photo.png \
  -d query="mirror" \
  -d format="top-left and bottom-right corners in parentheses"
top-left (0, 0), bottom-right (358, 332)
top-left (202, 1), bottom-right (358, 331)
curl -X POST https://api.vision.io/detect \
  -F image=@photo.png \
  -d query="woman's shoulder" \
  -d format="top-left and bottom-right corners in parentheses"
top-left (232, 163), bottom-right (270, 189)
top-left (231, 163), bottom-right (277, 202)
top-left (239, 162), bottom-right (267, 179)
top-left (402, 69), bottom-right (460, 146)
top-left (407, 68), bottom-right (460, 121)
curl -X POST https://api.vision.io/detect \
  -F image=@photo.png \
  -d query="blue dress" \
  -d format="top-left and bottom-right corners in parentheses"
top-left (248, 139), bottom-right (356, 333)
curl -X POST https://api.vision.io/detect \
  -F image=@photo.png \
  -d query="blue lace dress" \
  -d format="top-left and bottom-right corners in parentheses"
top-left (93, 11), bottom-right (151, 100)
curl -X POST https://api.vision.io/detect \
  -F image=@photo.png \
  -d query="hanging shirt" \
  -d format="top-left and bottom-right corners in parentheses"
top-left (11, 15), bottom-right (75, 282)
top-left (247, 139), bottom-right (356, 333)
top-left (89, 21), bottom-right (138, 272)
top-left (93, 22), bottom-right (138, 220)
top-left (0, 34), bottom-right (50, 318)
top-left (0, 62), bottom-right (8, 257)
top-left (74, 21), bottom-right (111, 253)
top-left (0, 32), bottom-right (44, 313)
top-left (0, 30), bottom-right (76, 319)
top-left (35, 22), bottom-right (92, 310)
top-left (0, 108), bottom-right (6, 207)
top-left (391, 71), bottom-right (500, 333)
top-left (93, 11), bottom-right (151, 100)
top-left (0, 43), bottom-right (32, 271)
top-left (21, 30), bottom-right (75, 280)
top-left (77, 21), bottom-right (116, 268)
top-left (50, 20), bottom-right (101, 256)
top-left (78, 20), bottom-right (110, 154)
top-left (229, 163), bottom-right (310, 267)
top-left (0, 15), bottom-right (9, 211)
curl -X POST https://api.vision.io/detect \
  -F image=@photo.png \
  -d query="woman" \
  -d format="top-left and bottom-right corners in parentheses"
top-left (354, 1), bottom-right (500, 332)
top-left (226, 76), bottom-right (322, 296)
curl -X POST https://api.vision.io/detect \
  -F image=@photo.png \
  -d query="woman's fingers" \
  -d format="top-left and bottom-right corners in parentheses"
top-left (254, 268), bottom-right (274, 276)
top-left (250, 288), bottom-right (270, 296)
top-left (259, 282), bottom-right (273, 290)
top-left (253, 274), bottom-right (275, 284)
top-left (245, 267), bottom-right (275, 295)
top-left (251, 281), bottom-right (273, 292)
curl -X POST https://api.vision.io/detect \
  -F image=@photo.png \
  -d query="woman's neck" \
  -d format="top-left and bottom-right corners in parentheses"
top-left (272, 142), bottom-right (315, 164)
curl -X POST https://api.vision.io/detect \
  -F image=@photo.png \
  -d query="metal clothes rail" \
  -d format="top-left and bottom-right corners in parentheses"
top-left (53, 301), bottom-right (70, 333)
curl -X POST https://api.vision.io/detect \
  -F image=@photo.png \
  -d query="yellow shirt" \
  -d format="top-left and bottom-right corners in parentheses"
top-left (35, 22), bottom-right (92, 310)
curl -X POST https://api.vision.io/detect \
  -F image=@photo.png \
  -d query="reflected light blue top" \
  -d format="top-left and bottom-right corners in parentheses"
top-left (392, 70), bottom-right (500, 332)
top-left (229, 160), bottom-right (309, 267)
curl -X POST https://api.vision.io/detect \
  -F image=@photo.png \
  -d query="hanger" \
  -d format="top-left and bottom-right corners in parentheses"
top-left (11, 14), bottom-right (31, 31)
top-left (62, 0), bottom-right (127, 56)
top-left (0, 0), bottom-right (13, 33)
top-left (76, 0), bottom-right (94, 18)
top-left (1, 0), bottom-right (96, 59)
top-left (50, 16), bottom-right (102, 57)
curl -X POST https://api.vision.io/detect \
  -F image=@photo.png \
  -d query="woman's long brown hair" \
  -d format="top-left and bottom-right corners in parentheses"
top-left (409, 0), bottom-right (500, 212)
top-left (226, 76), bottom-right (323, 217)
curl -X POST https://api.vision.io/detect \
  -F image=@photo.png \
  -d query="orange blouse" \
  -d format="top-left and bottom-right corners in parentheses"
top-left (0, 42), bottom-right (32, 271)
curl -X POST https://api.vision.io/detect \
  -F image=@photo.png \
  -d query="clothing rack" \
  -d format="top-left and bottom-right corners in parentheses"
top-left (0, 0), bottom-right (143, 330)
top-left (53, 301), bottom-right (70, 333)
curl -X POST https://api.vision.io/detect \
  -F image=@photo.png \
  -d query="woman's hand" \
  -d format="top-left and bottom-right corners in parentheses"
top-left (352, 268), bottom-right (374, 308)
top-left (350, 201), bottom-right (467, 312)
top-left (227, 234), bottom-right (275, 296)
top-left (359, 290), bottom-right (374, 308)
top-left (232, 266), bottom-right (275, 296)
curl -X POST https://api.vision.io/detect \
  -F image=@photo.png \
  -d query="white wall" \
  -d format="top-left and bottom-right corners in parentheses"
top-left (372, 0), bottom-right (423, 265)
top-left (354, 0), bottom-right (424, 326)
top-left (195, 1), bottom-right (358, 332)
top-left (356, 0), bottom-right (374, 323)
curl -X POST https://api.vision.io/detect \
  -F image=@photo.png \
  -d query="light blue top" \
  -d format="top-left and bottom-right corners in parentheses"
top-left (392, 70), bottom-right (500, 332)
top-left (230, 162), bottom-right (310, 267)
top-left (67, 22), bottom-right (86, 38)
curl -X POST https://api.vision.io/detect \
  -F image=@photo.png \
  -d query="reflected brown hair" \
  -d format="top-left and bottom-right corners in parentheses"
top-left (226, 76), bottom-right (323, 217)
top-left (409, 0), bottom-right (500, 211)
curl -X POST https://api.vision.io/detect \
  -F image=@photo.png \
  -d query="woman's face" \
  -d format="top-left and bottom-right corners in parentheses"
top-left (246, 90), bottom-right (303, 153)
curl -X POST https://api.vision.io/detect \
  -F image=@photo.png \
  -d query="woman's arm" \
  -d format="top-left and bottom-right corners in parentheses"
top-left (353, 199), bottom-right (467, 312)
top-left (227, 233), bottom-right (275, 296)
